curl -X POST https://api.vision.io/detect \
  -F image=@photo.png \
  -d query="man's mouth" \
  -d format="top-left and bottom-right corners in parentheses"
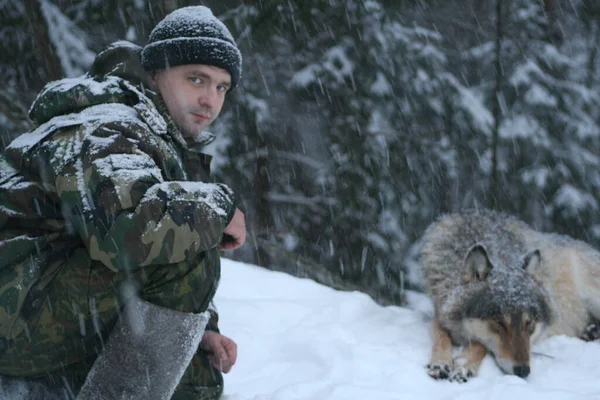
top-left (191, 112), bottom-right (211, 122)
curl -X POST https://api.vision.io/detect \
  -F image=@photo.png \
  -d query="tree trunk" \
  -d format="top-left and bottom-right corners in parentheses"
top-left (255, 147), bottom-right (274, 267)
top-left (587, 21), bottom-right (599, 88)
top-left (490, 0), bottom-right (503, 209)
top-left (544, 0), bottom-right (563, 45)
top-left (23, 0), bottom-right (63, 84)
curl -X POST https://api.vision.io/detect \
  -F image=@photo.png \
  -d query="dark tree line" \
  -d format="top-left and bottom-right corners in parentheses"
top-left (1, 0), bottom-right (600, 306)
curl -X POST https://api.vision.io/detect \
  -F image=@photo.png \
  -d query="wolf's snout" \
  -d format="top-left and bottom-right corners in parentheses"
top-left (513, 365), bottom-right (530, 378)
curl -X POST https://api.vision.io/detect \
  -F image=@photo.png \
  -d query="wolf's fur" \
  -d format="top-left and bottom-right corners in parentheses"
top-left (420, 209), bottom-right (600, 382)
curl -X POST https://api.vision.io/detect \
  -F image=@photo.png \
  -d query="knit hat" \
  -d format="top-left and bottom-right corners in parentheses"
top-left (141, 6), bottom-right (242, 88)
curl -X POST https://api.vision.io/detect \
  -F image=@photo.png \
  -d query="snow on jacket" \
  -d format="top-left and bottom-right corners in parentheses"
top-left (0, 41), bottom-right (234, 341)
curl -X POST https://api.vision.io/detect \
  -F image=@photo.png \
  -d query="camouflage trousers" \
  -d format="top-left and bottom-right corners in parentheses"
top-left (0, 247), bottom-right (223, 399)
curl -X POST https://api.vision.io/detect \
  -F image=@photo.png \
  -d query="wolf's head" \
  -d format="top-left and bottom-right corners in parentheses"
top-left (458, 244), bottom-right (552, 378)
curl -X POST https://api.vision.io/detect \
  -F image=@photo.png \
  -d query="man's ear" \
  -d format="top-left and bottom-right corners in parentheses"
top-left (150, 70), bottom-right (158, 87)
top-left (463, 244), bottom-right (493, 282)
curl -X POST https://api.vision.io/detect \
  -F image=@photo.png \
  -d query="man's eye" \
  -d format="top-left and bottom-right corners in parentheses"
top-left (190, 77), bottom-right (202, 84)
top-left (217, 85), bottom-right (229, 93)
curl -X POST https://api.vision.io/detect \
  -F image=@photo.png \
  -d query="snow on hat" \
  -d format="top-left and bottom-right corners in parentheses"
top-left (141, 6), bottom-right (242, 88)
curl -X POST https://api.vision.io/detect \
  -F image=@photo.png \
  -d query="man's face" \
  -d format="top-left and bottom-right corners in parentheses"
top-left (152, 64), bottom-right (231, 138)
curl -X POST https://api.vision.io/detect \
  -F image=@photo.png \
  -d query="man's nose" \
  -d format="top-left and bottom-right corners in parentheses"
top-left (198, 86), bottom-right (217, 109)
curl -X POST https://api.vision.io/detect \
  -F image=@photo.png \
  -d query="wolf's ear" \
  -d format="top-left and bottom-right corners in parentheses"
top-left (463, 244), bottom-right (493, 282)
top-left (522, 249), bottom-right (541, 276)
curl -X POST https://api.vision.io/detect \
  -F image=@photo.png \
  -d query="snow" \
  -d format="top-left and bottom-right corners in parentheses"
top-left (1, 258), bottom-right (598, 398)
top-left (525, 85), bottom-right (557, 107)
top-left (140, 181), bottom-right (231, 217)
top-left (77, 298), bottom-right (209, 400)
top-left (243, 93), bottom-right (270, 126)
top-left (454, 82), bottom-right (494, 135)
top-left (499, 114), bottom-right (549, 145)
top-left (290, 44), bottom-right (354, 88)
top-left (125, 26), bottom-right (137, 42)
top-left (150, 6), bottom-right (236, 43)
top-left (13, 103), bottom-right (140, 151)
top-left (37, 75), bottom-right (123, 97)
top-left (216, 258), bottom-right (600, 400)
top-left (510, 60), bottom-right (543, 88)
top-left (39, 0), bottom-right (95, 77)
top-left (290, 65), bottom-right (319, 88)
top-left (370, 72), bottom-right (391, 95)
top-left (521, 166), bottom-right (551, 189)
top-left (92, 153), bottom-right (163, 183)
top-left (463, 41), bottom-right (495, 60)
top-left (142, 5), bottom-right (242, 74)
top-left (553, 184), bottom-right (598, 215)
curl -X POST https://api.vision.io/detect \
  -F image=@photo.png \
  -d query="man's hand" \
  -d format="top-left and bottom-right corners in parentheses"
top-left (220, 208), bottom-right (246, 250)
top-left (200, 331), bottom-right (238, 373)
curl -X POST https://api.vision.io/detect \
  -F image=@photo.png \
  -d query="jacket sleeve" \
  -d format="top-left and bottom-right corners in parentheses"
top-left (52, 121), bottom-right (235, 272)
top-left (205, 301), bottom-right (220, 333)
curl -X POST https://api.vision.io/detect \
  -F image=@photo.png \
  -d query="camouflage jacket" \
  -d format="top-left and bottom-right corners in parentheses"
top-left (0, 41), bottom-right (233, 339)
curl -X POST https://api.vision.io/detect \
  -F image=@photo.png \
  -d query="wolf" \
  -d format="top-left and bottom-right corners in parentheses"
top-left (420, 209), bottom-right (600, 382)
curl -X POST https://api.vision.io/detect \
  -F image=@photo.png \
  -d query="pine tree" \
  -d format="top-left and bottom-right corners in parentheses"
top-left (492, 0), bottom-right (600, 238)
top-left (210, 0), bottom-right (490, 304)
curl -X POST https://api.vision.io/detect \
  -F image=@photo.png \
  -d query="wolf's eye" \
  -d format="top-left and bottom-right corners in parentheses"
top-left (525, 318), bottom-right (535, 333)
top-left (490, 320), bottom-right (507, 333)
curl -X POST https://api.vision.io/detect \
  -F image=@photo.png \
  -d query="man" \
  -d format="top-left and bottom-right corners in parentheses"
top-left (0, 6), bottom-right (243, 399)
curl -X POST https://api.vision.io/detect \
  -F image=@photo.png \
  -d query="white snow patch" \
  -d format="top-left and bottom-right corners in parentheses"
top-left (553, 184), bottom-right (598, 214)
top-left (510, 60), bottom-right (542, 88)
top-left (524, 85), bottom-right (557, 108)
top-left (456, 84), bottom-right (493, 135)
top-left (244, 94), bottom-right (270, 126)
top-left (11, 103), bottom-right (140, 152)
top-left (92, 153), bottom-right (163, 184)
top-left (370, 72), bottom-right (391, 95)
top-left (215, 259), bottom-right (600, 399)
top-left (34, 75), bottom-right (122, 99)
top-left (149, 6), bottom-right (235, 43)
top-left (2, 259), bottom-right (600, 398)
top-left (500, 115), bottom-right (548, 144)
top-left (141, 181), bottom-right (231, 217)
top-left (125, 26), bottom-right (137, 42)
top-left (291, 44), bottom-right (354, 87)
top-left (521, 167), bottom-right (551, 189)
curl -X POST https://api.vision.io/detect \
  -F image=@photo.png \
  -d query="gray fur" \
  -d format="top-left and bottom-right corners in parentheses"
top-left (421, 209), bottom-right (600, 380)
top-left (421, 209), bottom-right (551, 343)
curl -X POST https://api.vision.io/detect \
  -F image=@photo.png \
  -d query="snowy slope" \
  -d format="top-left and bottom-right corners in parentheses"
top-left (217, 259), bottom-right (600, 400)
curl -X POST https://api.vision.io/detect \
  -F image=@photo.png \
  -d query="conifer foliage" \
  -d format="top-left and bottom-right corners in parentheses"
top-left (1, 0), bottom-right (599, 304)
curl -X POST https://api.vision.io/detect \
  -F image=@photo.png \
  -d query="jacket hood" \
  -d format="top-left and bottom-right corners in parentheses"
top-left (28, 42), bottom-right (151, 126)
top-left (90, 41), bottom-right (154, 88)
top-left (28, 41), bottom-right (217, 148)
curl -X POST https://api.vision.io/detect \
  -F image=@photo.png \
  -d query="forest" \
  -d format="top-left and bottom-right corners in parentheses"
top-left (2, 0), bottom-right (599, 306)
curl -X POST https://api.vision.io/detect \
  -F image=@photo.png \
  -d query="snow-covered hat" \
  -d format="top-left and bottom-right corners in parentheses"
top-left (141, 6), bottom-right (242, 88)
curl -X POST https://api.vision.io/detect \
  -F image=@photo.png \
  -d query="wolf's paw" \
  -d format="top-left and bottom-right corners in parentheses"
top-left (427, 362), bottom-right (452, 380)
top-left (448, 366), bottom-right (475, 383)
top-left (580, 322), bottom-right (599, 342)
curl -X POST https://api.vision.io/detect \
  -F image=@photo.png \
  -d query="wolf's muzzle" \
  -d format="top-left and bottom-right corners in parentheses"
top-left (513, 365), bottom-right (530, 378)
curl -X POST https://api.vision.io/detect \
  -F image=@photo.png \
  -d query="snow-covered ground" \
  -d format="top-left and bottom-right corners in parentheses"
top-left (217, 258), bottom-right (600, 400)
top-left (1, 257), bottom-right (598, 399)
